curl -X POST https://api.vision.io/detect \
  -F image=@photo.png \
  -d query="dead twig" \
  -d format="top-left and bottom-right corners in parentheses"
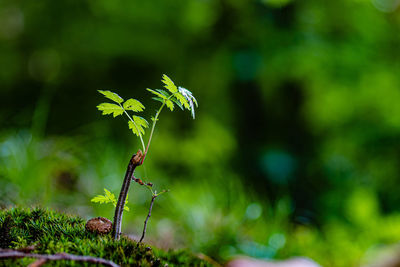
top-left (0, 249), bottom-right (119, 267)
top-left (28, 258), bottom-right (47, 267)
top-left (138, 195), bottom-right (157, 246)
top-left (112, 150), bottom-right (143, 240)
top-left (136, 187), bottom-right (168, 247)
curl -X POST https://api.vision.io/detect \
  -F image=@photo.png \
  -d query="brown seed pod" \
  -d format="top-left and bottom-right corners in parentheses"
top-left (85, 217), bottom-right (112, 234)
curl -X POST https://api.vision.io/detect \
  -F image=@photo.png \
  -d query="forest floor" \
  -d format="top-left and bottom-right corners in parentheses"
top-left (0, 207), bottom-right (214, 266)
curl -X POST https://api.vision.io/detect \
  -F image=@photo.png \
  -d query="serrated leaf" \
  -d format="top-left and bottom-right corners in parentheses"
top-left (91, 195), bottom-right (108, 204)
top-left (178, 87), bottom-right (197, 119)
top-left (155, 89), bottom-right (171, 98)
top-left (129, 117), bottom-right (148, 136)
top-left (124, 195), bottom-right (129, 211)
top-left (152, 97), bottom-right (164, 103)
top-left (104, 188), bottom-right (116, 205)
top-left (128, 120), bottom-right (143, 136)
top-left (147, 88), bottom-right (167, 100)
top-left (175, 93), bottom-right (190, 109)
top-left (166, 99), bottom-right (174, 111)
top-left (98, 90), bottom-right (124, 104)
top-left (133, 115), bottom-right (149, 128)
top-left (171, 97), bottom-right (184, 110)
top-left (192, 96), bottom-right (198, 107)
top-left (91, 188), bottom-right (120, 208)
top-left (162, 74), bottom-right (178, 93)
top-left (123, 99), bottom-right (145, 112)
top-left (97, 103), bottom-right (124, 117)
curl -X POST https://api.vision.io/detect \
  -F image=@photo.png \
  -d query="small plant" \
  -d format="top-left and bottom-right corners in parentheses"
top-left (91, 189), bottom-right (129, 211)
top-left (92, 74), bottom-right (197, 241)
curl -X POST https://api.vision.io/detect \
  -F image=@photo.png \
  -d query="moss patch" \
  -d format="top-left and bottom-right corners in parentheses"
top-left (0, 207), bottom-right (213, 266)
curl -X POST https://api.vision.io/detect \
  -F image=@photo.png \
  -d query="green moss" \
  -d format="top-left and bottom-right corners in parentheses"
top-left (0, 207), bottom-right (214, 267)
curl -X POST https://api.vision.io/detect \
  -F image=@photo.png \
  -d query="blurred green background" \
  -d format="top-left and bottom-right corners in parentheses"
top-left (1, 0), bottom-right (400, 266)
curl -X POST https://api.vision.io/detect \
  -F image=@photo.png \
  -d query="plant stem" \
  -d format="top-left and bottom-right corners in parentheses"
top-left (112, 151), bottom-right (143, 240)
top-left (144, 104), bottom-right (164, 158)
top-left (0, 249), bottom-right (119, 267)
top-left (137, 195), bottom-right (156, 246)
top-left (143, 93), bottom-right (180, 163)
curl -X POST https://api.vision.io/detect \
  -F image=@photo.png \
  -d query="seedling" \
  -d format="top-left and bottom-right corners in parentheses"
top-left (91, 189), bottom-right (129, 211)
top-left (91, 74), bottom-right (197, 241)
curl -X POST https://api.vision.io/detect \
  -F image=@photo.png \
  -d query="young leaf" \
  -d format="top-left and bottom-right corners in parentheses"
top-left (123, 99), bottom-right (145, 112)
top-left (154, 89), bottom-right (174, 110)
top-left (97, 103), bottom-right (124, 117)
top-left (133, 115), bottom-right (149, 128)
top-left (128, 120), bottom-right (144, 136)
top-left (98, 90), bottom-right (124, 104)
top-left (171, 97), bottom-right (184, 110)
top-left (178, 86), bottom-right (197, 119)
top-left (91, 189), bottom-right (130, 212)
top-left (147, 88), bottom-right (167, 100)
top-left (166, 99), bottom-right (174, 111)
top-left (155, 89), bottom-right (171, 98)
top-left (162, 74), bottom-right (178, 93)
top-left (152, 97), bottom-right (164, 103)
top-left (124, 195), bottom-right (129, 211)
top-left (175, 93), bottom-right (190, 109)
top-left (91, 195), bottom-right (108, 204)
top-left (104, 188), bottom-right (117, 205)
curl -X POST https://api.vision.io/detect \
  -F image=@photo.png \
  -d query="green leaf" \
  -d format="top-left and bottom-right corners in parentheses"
top-left (123, 99), bottom-right (145, 112)
top-left (171, 97), bottom-right (184, 110)
top-left (147, 88), bottom-right (167, 100)
top-left (128, 117), bottom-right (148, 137)
top-left (104, 188), bottom-right (117, 205)
top-left (152, 97), bottom-right (164, 103)
top-left (162, 74), bottom-right (178, 93)
top-left (98, 90), bottom-right (124, 104)
top-left (133, 115), bottom-right (149, 128)
top-left (124, 195), bottom-right (129, 212)
top-left (128, 120), bottom-right (143, 136)
top-left (166, 99), bottom-right (174, 111)
top-left (97, 103), bottom-right (124, 117)
top-left (155, 89), bottom-right (171, 98)
top-left (91, 195), bottom-right (108, 204)
top-left (177, 87), bottom-right (197, 119)
top-left (175, 93), bottom-right (190, 109)
top-left (192, 95), bottom-right (198, 107)
top-left (91, 188), bottom-right (118, 207)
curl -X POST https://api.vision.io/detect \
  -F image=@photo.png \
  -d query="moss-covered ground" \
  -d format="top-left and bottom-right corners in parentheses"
top-left (0, 207), bottom-right (214, 266)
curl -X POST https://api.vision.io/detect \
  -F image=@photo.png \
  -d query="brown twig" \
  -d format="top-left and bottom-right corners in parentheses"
top-left (0, 249), bottom-right (119, 267)
top-left (112, 150), bottom-right (143, 240)
top-left (138, 195), bottom-right (157, 246)
top-left (28, 258), bottom-right (47, 267)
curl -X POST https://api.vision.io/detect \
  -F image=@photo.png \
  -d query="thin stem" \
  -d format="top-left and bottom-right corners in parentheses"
top-left (0, 249), bottom-right (119, 267)
top-left (144, 103), bottom-right (165, 158)
top-left (143, 93), bottom-right (177, 162)
top-left (137, 195), bottom-right (156, 246)
top-left (119, 104), bottom-right (146, 152)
